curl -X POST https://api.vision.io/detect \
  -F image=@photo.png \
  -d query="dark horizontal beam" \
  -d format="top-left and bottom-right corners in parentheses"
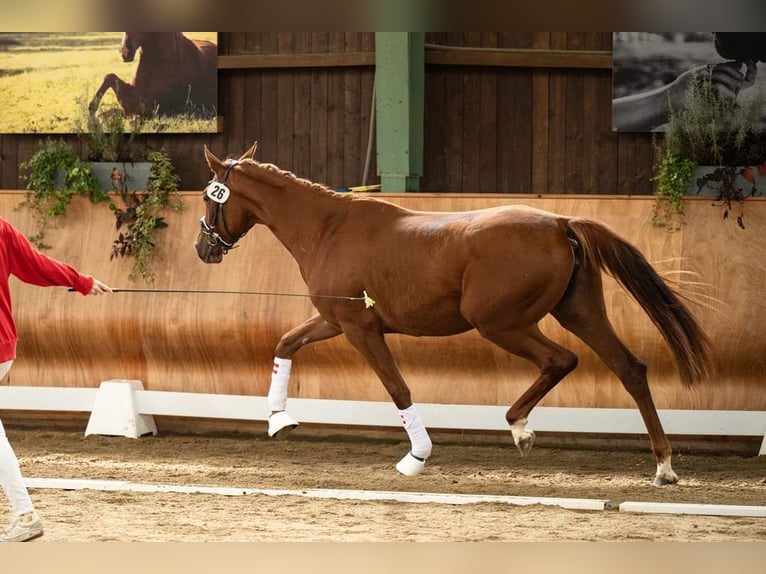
top-left (425, 44), bottom-right (612, 70)
top-left (218, 52), bottom-right (375, 69)
top-left (218, 45), bottom-right (612, 71)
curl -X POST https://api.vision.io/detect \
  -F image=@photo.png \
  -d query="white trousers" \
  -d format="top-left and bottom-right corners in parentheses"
top-left (0, 360), bottom-right (35, 517)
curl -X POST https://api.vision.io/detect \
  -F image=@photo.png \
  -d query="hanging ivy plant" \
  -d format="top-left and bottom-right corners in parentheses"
top-left (20, 139), bottom-right (182, 283)
top-left (110, 149), bottom-right (183, 283)
top-left (19, 138), bottom-right (108, 248)
top-left (652, 144), bottom-right (696, 231)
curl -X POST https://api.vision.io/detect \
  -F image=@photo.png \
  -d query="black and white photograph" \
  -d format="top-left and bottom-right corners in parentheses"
top-left (612, 32), bottom-right (766, 132)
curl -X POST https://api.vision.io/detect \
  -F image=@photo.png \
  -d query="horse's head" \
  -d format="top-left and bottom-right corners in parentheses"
top-left (195, 142), bottom-right (259, 264)
top-left (120, 32), bottom-right (143, 62)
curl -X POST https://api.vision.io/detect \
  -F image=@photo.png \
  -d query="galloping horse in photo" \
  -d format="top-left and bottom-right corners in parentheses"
top-left (194, 143), bottom-right (713, 487)
top-left (89, 32), bottom-right (217, 117)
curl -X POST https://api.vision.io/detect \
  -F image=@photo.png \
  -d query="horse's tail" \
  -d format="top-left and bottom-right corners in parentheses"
top-left (566, 218), bottom-right (713, 386)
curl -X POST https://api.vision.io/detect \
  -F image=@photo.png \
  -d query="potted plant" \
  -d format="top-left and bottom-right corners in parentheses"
top-left (653, 69), bottom-right (766, 229)
top-left (19, 136), bottom-right (183, 283)
top-left (75, 96), bottom-right (153, 192)
top-left (18, 138), bottom-right (108, 248)
top-left (75, 93), bottom-right (184, 282)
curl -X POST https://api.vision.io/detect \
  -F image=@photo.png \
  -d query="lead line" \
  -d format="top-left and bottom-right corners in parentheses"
top-left (67, 286), bottom-right (374, 306)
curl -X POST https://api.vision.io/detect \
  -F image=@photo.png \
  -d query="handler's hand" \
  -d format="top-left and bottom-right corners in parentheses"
top-left (709, 60), bottom-right (758, 99)
top-left (89, 279), bottom-right (113, 295)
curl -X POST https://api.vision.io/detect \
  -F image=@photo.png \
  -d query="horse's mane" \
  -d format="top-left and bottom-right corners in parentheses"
top-left (239, 159), bottom-right (350, 202)
top-left (139, 33), bottom-right (192, 58)
top-left (147, 32), bottom-right (186, 45)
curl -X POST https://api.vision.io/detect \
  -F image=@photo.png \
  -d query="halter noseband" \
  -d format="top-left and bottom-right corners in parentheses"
top-left (200, 160), bottom-right (244, 254)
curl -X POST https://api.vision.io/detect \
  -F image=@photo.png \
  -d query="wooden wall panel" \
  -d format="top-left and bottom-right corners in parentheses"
top-left (325, 33), bottom-right (346, 189)
top-left (443, 33), bottom-right (465, 192)
top-left (293, 34), bottom-right (312, 180)
top-left (530, 33), bottom-right (551, 195)
top-left (358, 33), bottom-right (377, 186)
top-left (423, 33), bottom-right (447, 191)
top-left (309, 33), bottom-right (329, 185)
top-left (224, 34), bottom-right (247, 157)
top-left (342, 33), bottom-right (362, 187)
top-left (243, 34), bottom-right (264, 157)
top-left (257, 37), bottom-right (280, 163)
top-left (2, 192), bottom-right (764, 414)
top-left (547, 33), bottom-right (569, 195)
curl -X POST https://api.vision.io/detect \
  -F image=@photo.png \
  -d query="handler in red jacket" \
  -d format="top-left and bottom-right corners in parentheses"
top-left (0, 216), bottom-right (112, 542)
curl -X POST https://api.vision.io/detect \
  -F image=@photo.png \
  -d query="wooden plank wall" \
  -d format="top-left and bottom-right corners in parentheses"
top-left (2, 192), bottom-right (764, 413)
top-left (0, 32), bottom-right (656, 196)
top-left (422, 32), bottom-right (641, 194)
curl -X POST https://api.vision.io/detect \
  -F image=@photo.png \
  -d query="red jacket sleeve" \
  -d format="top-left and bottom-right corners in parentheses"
top-left (4, 220), bottom-right (94, 295)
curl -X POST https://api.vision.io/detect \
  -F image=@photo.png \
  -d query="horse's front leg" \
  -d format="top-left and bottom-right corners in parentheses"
top-left (89, 73), bottom-right (141, 115)
top-left (267, 314), bottom-right (342, 438)
top-left (341, 324), bottom-right (432, 477)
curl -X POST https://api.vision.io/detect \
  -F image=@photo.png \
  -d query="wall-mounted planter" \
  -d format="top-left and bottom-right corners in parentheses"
top-left (90, 161), bottom-right (152, 192)
top-left (689, 165), bottom-right (765, 198)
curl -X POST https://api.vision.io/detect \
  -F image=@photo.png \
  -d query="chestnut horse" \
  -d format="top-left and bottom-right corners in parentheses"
top-left (89, 32), bottom-right (217, 117)
top-left (195, 143), bottom-right (713, 487)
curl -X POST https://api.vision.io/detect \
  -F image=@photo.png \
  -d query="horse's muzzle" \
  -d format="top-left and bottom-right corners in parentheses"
top-left (194, 233), bottom-right (224, 264)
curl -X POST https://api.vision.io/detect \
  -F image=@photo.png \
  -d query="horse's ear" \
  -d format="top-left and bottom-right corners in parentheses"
top-left (204, 146), bottom-right (224, 173)
top-left (240, 141), bottom-right (258, 161)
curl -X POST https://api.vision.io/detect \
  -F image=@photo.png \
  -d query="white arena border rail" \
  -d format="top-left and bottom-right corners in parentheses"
top-left (23, 478), bottom-right (612, 511)
top-left (21, 477), bottom-right (766, 517)
top-left (0, 380), bottom-right (764, 455)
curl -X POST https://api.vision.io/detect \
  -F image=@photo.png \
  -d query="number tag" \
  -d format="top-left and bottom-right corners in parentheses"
top-left (206, 182), bottom-right (230, 204)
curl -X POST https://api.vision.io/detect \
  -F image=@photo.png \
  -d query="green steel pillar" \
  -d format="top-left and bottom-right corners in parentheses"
top-left (375, 32), bottom-right (424, 192)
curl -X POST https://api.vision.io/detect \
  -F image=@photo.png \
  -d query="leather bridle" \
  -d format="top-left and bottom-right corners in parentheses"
top-left (199, 160), bottom-right (245, 254)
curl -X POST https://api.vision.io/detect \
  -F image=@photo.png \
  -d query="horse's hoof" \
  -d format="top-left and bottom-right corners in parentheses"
top-left (515, 431), bottom-right (536, 457)
top-left (267, 411), bottom-right (299, 438)
top-left (396, 452), bottom-right (426, 476)
top-left (653, 472), bottom-right (679, 487)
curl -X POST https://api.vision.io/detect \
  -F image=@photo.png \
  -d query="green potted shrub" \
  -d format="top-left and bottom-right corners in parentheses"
top-left (19, 138), bottom-right (108, 248)
top-left (653, 69), bottom-right (766, 229)
top-left (19, 137), bottom-right (183, 283)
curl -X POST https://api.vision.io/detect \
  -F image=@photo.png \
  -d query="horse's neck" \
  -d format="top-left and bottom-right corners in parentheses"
top-left (250, 178), bottom-right (342, 264)
top-left (139, 34), bottom-right (184, 61)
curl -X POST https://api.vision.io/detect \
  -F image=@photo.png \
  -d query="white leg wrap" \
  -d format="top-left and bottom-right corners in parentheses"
top-left (267, 357), bottom-right (292, 412)
top-left (398, 405), bottom-right (432, 460)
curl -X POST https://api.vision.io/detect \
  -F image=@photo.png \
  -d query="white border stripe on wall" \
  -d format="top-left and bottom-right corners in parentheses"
top-left (1, 385), bottom-right (764, 454)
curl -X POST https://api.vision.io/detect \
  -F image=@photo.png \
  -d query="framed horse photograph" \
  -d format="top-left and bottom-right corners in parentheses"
top-left (0, 32), bottom-right (218, 133)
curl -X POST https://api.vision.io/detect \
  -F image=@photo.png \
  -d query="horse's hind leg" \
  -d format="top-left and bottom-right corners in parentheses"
top-left (267, 313), bottom-right (342, 438)
top-left (89, 73), bottom-right (142, 115)
top-left (552, 270), bottom-right (677, 486)
top-left (477, 325), bottom-right (579, 456)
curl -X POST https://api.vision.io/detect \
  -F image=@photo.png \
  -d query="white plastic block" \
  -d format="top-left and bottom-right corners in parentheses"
top-left (84, 380), bottom-right (157, 438)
